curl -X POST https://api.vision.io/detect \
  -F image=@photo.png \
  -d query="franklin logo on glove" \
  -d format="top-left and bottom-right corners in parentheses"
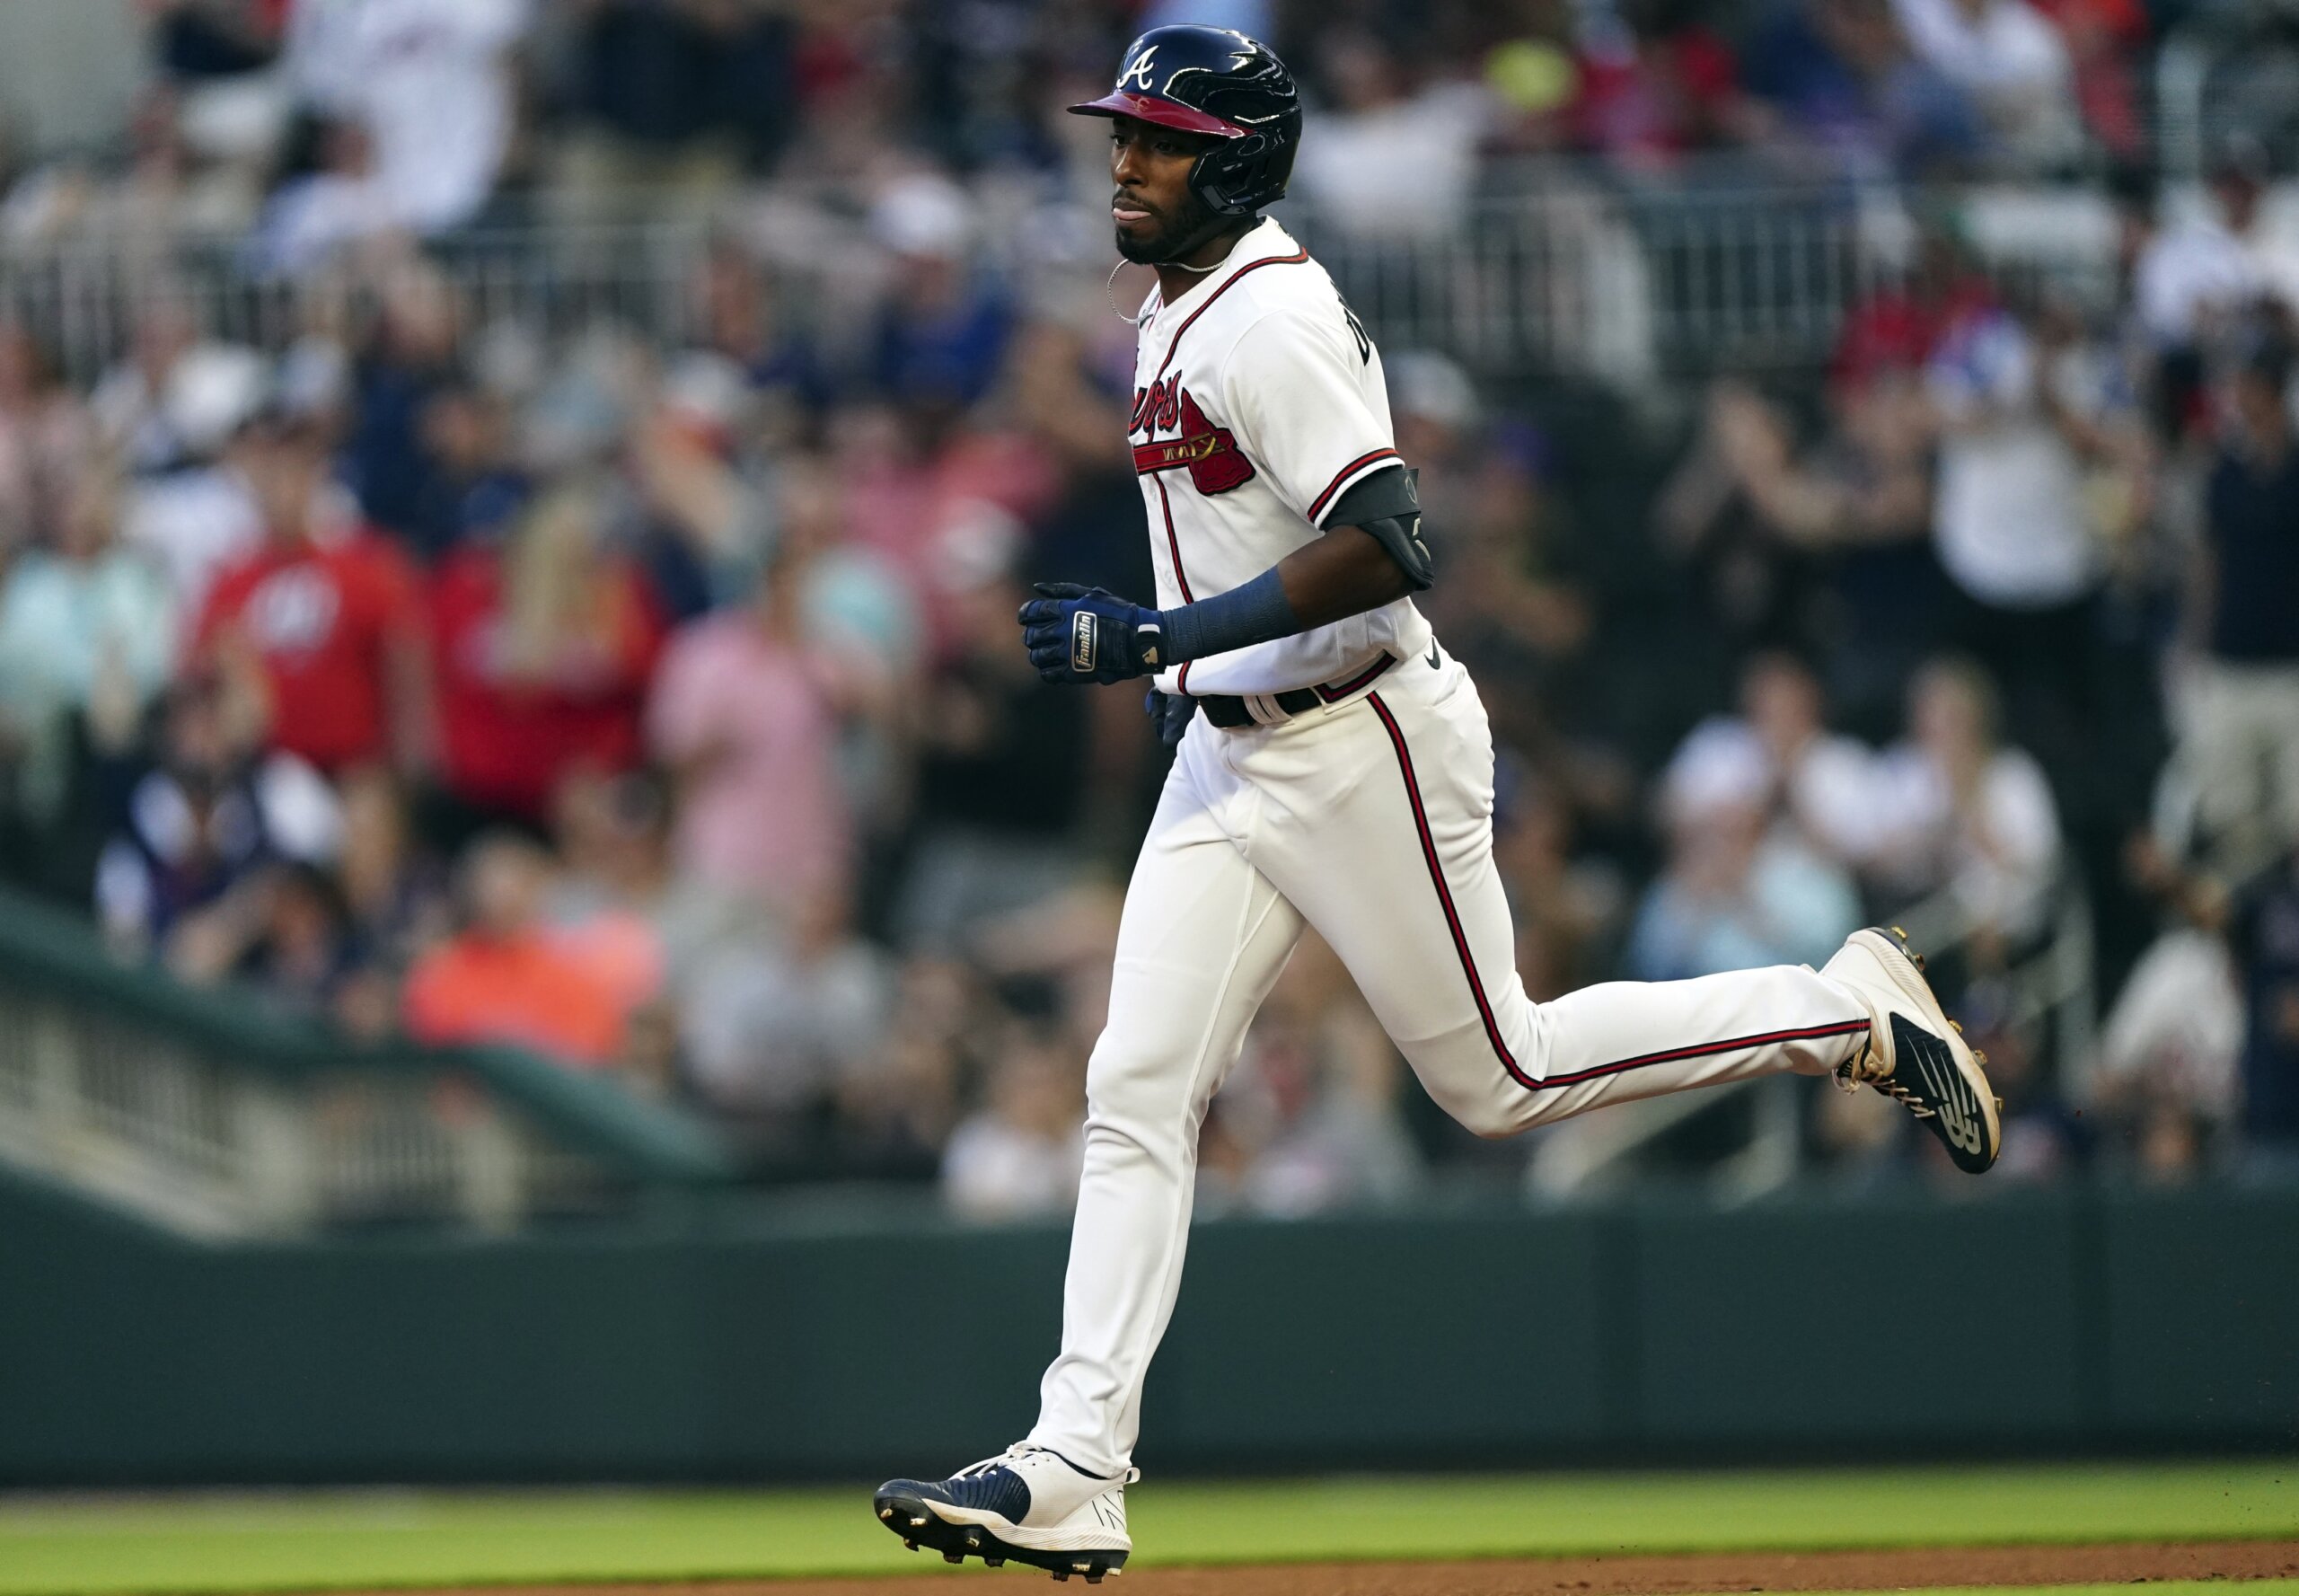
top-left (1023, 583), bottom-right (1165, 685)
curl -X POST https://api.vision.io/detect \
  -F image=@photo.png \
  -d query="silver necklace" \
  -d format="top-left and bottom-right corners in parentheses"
top-left (1105, 251), bottom-right (1223, 326)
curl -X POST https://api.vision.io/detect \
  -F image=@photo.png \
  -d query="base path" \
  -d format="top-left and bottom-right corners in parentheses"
top-left (339, 1539), bottom-right (2299, 1596)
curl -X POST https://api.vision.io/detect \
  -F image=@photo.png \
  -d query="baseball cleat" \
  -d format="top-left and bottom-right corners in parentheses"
top-left (1821, 926), bottom-right (2004, 1173)
top-left (872, 1443), bottom-right (1135, 1582)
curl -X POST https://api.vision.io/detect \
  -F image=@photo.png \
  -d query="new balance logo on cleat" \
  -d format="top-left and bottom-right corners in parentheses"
top-left (1893, 1018), bottom-right (1983, 1150)
top-left (1822, 928), bottom-right (2003, 1174)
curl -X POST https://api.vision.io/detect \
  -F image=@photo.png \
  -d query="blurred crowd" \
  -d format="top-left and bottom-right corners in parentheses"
top-left (0, 0), bottom-right (2290, 1221)
top-left (0, 0), bottom-right (2222, 261)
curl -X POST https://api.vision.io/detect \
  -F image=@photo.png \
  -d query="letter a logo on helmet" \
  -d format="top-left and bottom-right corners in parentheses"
top-left (1069, 25), bottom-right (1302, 217)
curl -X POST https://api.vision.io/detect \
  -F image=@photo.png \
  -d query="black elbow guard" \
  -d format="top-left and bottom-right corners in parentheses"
top-left (1324, 464), bottom-right (1433, 590)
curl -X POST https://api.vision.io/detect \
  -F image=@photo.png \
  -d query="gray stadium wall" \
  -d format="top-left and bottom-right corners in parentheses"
top-left (0, 1172), bottom-right (2293, 1484)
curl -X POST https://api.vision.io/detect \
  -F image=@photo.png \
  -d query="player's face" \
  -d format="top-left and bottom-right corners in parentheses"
top-left (1109, 115), bottom-right (1219, 264)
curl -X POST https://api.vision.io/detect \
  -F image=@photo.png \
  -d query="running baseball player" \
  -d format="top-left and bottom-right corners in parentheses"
top-left (873, 26), bottom-right (2002, 1583)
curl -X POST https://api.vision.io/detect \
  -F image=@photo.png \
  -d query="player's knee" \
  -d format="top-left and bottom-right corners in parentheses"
top-left (1458, 1096), bottom-right (1526, 1141)
top-left (1420, 1072), bottom-right (1524, 1141)
top-left (1082, 1027), bottom-right (1198, 1133)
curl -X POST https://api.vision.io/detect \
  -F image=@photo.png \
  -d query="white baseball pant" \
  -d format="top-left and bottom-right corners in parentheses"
top-left (1026, 648), bottom-right (1872, 1477)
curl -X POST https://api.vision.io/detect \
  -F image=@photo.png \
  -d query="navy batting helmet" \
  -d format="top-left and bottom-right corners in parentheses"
top-left (1069, 26), bottom-right (1301, 216)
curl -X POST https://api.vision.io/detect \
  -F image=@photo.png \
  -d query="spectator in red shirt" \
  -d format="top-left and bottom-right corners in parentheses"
top-left (1830, 224), bottom-right (1993, 392)
top-left (426, 483), bottom-right (665, 827)
top-left (190, 411), bottom-right (428, 778)
top-left (1569, 0), bottom-right (1760, 166)
top-left (2022, 0), bottom-right (2148, 160)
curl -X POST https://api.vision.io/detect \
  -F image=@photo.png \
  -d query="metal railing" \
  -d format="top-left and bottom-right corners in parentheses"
top-left (0, 176), bottom-right (2133, 389)
top-left (0, 220), bottom-right (712, 387)
top-left (0, 888), bottom-right (731, 1238)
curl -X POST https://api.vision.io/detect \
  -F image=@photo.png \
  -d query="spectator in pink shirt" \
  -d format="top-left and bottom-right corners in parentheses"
top-left (647, 540), bottom-right (858, 917)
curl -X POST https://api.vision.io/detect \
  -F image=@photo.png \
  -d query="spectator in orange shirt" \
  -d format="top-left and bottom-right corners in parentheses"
top-left (190, 410), bottom-right (430, 778)
top-left (402, 833), bottom-right (662, 1070)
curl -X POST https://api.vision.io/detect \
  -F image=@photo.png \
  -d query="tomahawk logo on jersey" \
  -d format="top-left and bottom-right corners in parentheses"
top-left (1126, 216), bottom-right (1433, 699)
top-left (1128, 385), bottom-right (1255, 495)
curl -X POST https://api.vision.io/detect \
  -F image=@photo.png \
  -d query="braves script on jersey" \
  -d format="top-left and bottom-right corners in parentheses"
top-left (1128, 216), bottom-right (1433, 698)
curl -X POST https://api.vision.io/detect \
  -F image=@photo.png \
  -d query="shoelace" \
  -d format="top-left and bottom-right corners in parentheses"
top-left (955, 1444), bottom-right (1142, 1487)
top-left (1839, 1060), bottom-right (1940, 1121)
top-left (953, 1447), bottom-right (1029, 1478)
top-left (1833, 1034), bottom-right (1888, 1091)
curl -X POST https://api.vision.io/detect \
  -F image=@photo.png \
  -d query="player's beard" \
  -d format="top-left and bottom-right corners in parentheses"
top-left (1115, 188), bottom-right (1231, 266)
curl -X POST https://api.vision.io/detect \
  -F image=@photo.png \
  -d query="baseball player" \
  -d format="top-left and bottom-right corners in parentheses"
top-left (873, 26), bottom-right (2002, 1583)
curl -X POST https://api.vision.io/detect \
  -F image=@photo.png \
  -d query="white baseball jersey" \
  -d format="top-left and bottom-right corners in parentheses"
top-left (1127, 217), bottom-right (1433, 697)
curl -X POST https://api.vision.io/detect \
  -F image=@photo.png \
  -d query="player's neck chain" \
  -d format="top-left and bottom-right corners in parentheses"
top-left (1104, 247), bottom-right (1225, 326)
top-left (1106, 260), bottom-right (1150, 326)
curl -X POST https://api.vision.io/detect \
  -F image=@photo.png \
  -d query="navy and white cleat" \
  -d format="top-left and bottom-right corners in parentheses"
top-left (873, 1443), bottom-right (1136, 1582)
top-left (1822, 926), bottom-right (2003, 1173)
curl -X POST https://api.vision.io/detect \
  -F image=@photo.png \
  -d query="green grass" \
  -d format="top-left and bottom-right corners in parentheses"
top-left (0, 1460), bottom-right (2291, 1595)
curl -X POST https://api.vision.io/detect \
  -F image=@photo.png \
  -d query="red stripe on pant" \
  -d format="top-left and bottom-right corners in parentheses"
top-left (1367, 691), bottom-right (1538, 1090)
top-left (1367, 691), bottom-right (1873, 1096)
top-left (1542, 1019), bottom-right (1873, 1088)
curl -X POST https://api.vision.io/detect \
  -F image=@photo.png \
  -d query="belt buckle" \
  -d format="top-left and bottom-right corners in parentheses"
top-left (1242, 692), bottom-right (1290, 727)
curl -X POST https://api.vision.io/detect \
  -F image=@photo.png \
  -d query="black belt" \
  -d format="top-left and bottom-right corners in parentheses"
top-left (1196, 654), bottom-right (1398, 729)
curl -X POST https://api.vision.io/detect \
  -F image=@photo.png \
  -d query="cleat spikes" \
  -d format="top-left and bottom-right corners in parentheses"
top-left (869, 1463), bottom-right (1131, 1580)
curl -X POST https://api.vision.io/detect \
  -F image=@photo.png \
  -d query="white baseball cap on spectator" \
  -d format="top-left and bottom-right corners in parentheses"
top-left (163, 344), bottom-right (271, 460)
top-left (276, 335), bottom-right (352, 424)
top-left (930, 498), bottom-right (1026, 595)
top-left (871, 174), bottom-right (972, 260)
top-left (1660, 720), bottom-right (1775, 833)
top-left (659, 351), bottom-right (754, 451)
top-left (1387, 350), bottom-right (1481, 431)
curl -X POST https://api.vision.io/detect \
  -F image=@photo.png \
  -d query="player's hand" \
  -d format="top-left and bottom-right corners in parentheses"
top-left (1018, 582), bottom-right (1165, 685)
top-left (1144, 688), bottom-right (1196, 745)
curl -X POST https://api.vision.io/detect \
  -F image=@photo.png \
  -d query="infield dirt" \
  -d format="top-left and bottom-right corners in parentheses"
top-left (312, 1538), bottom-right (2299, 1596)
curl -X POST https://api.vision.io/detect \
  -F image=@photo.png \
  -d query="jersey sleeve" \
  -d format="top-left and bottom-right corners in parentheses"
top-left (1220, 305), bottom-right (1399, 528)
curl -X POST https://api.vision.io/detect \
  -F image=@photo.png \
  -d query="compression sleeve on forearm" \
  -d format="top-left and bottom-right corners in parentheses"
top-left (1156, 566), bottom-right (1299, 664)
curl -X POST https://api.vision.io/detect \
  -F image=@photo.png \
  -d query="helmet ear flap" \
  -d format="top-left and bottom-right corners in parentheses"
top-left (1192, 132), bottom-right (1274, 216)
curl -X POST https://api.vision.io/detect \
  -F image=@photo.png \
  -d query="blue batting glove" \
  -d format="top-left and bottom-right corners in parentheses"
top-left (1145, 688), bottom-right (1197, 746)
top-left (1017, 582), bottom-right (1166, 685)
